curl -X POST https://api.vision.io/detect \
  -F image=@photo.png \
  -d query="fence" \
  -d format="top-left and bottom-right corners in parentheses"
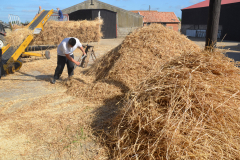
top-left (48, 12), bottom-right (69, 21)
top-left (8, 14), bottom-right (21, 26)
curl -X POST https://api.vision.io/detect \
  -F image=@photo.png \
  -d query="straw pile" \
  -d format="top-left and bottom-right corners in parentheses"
top-left (88, 24), bottom-right (200, 91)
top-left (77, 24), bottom-right (240, 159)
top-left (64, 75), bottom-right (123, 103)
top-left (5, 28), bottom-right (32, 47)
top-left (105, 49), bottom-right (240, 159)
top-left (12, 25), bottom-right (25, 30)
top-left (31, 19), bottom-right (103, 45)
top-left (62, 23), bottom-right (240, 158)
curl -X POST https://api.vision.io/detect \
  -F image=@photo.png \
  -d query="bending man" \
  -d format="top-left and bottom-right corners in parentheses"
top-left (51, 37), bottom-right (86, 84)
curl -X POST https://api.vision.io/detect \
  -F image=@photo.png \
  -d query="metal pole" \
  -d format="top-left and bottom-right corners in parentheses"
top-left (205, 0), bottom-right (222, 51)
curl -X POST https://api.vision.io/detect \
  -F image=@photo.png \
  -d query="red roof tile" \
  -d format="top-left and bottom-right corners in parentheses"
top-left (131, 11), bottom-right (180, 23)
top-left (182, 0), bottom-right (240, 10)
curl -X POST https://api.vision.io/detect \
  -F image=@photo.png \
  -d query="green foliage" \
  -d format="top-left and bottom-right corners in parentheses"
top-left (178, 17), bottom-right (182, 22)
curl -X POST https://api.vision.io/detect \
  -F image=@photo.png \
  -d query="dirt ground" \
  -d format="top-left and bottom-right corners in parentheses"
top-left (0, 38), bottom-right (124, 160)
top-left (0, 37), bottom-right (240, 159)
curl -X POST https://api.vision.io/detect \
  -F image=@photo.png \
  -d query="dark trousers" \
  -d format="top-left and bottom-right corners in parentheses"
top-left (54, 55), bottom-right (74, 79)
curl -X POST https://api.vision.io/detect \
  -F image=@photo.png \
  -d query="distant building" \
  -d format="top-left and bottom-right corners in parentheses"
top-left (131, 11), bottom-right (180, 32)
top-left (62, 0), bottom-right (143, 38)
top-left (181, 0), bottom-right (240, 41)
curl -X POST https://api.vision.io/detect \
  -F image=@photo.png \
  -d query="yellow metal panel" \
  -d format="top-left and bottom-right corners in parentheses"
top-left (7, 35), bottom-right (34, 63)
top-left (2, 44), bottom-right (10, 54)
top-left (23, 52), bottom-right (43, 57)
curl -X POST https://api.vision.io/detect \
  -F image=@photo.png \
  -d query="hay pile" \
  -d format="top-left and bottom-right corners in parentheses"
top-left (64, 75), bottom-right (123, 103)
top-left (64, 24), bottom-right (240, 159)
top-left (12, 25), bottom-right (25, 30)
top-left (31, 19), bottom-right (103, 45)
top-left (106, 49), bottom-right (240, 159)
top-left (5, 28), bottom-right (33, 47)
top-left (79, 24), bottom-right (240, 159)
top-left (88, 24), bottom-right (200, 91)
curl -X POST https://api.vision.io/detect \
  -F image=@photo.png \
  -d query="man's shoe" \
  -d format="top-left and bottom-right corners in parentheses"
top-left (50, 79), bottom-right (56, 84)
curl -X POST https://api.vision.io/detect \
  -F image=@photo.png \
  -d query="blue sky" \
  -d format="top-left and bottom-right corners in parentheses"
top-left (0, 0), bottom-right (204, 23)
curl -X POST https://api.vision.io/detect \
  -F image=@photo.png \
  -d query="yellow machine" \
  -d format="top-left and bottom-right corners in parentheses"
top-left (1, 9), bottom-right (54, 75)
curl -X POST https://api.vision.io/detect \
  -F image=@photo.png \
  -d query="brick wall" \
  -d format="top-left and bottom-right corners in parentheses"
top-left (166, 23), bottom-right (179, 32)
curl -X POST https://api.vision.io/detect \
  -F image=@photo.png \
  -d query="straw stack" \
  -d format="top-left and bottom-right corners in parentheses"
top-left (88, 24), bottom-right (200, 91)
top-left (31, 19), bottom-right (103, 45)
top-left (5, 28), bottom-right (33, 47)
top-left (108, 49), bottom-right (240, 159)
top-left (77, 24), bottom-right (240, 159)
top-left (12, 25), bottom-right (25, 30)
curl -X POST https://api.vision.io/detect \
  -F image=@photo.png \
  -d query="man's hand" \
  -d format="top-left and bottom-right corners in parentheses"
top-left (66, 54), bottom-right (80, 66)
top-left (75, 61), bottom-right (80, 66)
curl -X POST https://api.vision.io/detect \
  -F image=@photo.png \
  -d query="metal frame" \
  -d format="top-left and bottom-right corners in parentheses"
top-left (49, 13), bottom-right (69, 21)
top-left (8, 14), bottom-right (21, 27)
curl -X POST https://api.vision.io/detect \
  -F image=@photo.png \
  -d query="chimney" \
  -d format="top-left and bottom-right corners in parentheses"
top-left (91, 0), bottom-right (94, 5)
top-left (149, 5), bottom-right (150, 12)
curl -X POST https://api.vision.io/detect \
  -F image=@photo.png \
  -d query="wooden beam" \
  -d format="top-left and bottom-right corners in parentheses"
top-left (205, 0), bottom-right (222, 51)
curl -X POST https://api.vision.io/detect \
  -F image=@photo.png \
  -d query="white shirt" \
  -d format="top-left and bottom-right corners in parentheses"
top-left (57, 37), bottom-right (82, 56)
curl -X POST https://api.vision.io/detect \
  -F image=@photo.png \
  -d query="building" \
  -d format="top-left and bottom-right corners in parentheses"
top-left (131, 11), bottom-right (180, 32)
top-left (181, 0), bottom-right (240, 41)
top-left (62, 0), bottom-right (143, 38)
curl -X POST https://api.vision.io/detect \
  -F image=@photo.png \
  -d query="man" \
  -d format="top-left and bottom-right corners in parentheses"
top-left (38, 6), bottom-right (42, 14)
top-left (51, 37), bottom-right (86, 84)
top-left (57, 8), bottom-right (63, 21)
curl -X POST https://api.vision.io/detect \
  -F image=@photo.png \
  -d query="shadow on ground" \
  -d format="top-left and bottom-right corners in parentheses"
top-left (225, 52), bottom-right (240, 62)
top-left (0, 71), bottom-right (53, 82)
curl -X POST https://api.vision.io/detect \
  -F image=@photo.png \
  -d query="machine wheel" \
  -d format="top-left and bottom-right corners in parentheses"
top-left (14, 59), bottom-right (22, 71)
top-left (45, 50), bottom-right (50, 59)
top-left (6, 59), bottom-right (23, 74)
top-left (0, 35), bottom-right (5, 48)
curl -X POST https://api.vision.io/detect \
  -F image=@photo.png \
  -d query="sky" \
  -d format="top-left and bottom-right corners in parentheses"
top-left (0, 0), bottom-right (204, 23)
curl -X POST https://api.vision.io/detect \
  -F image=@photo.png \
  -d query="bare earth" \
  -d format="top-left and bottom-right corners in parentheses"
top-left (0, 37), bottom-right (239, 159)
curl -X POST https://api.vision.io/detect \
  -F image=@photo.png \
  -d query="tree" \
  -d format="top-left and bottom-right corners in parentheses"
top-left (178, 17), bottom-right (182, 22)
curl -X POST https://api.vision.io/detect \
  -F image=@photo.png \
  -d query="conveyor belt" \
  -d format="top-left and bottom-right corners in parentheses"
top-left (1, 10), bottom-right (53, 76)
top-left (2, 46), bottom-right (17, 64)
top-left (2, 10), bottom-right (50, 65)
top-left (28, 10), bottom-right (50, 30)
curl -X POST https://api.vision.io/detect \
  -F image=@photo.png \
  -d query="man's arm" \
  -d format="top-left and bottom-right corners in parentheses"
top-left (65, 54), bottom-right (80, 66)
top-left (78, 46), bottom-right (87, 55)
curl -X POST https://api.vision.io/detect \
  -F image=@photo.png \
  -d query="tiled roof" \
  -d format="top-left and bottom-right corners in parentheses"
top-left (182, 0), bottom-right (240, 10)
top-left (131, 10), bottom-right (158, 13)
top-left (130, 11), bottom-right (180, 23)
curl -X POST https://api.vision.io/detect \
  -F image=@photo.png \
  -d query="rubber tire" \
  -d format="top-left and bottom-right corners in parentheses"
top-left (0, 35), bottom-right (5, 48)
